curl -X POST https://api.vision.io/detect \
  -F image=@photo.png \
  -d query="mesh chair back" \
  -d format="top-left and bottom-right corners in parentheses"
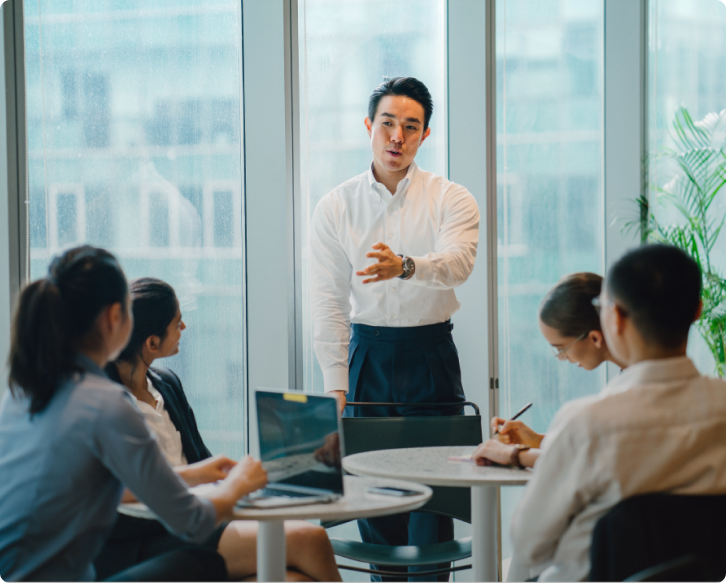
top-left (590, 493), bottom-right (726, 582)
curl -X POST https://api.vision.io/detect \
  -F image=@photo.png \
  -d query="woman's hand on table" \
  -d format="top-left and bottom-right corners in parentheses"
top-left (490, 417), bottom-right (544, 448)
top-left (178, 455), bottom-right (237, 487)
top-left (207, 456), bottom-right (268, 522)
top-left (472, 439), bottom-right (516, 466)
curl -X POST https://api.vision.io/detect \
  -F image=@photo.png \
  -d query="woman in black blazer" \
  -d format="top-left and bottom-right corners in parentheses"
top-left (95, 278), bottom-right (341, 582)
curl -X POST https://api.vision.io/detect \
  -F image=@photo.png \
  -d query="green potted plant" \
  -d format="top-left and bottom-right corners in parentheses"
top-left (627, 106), bottom-right (726, 377)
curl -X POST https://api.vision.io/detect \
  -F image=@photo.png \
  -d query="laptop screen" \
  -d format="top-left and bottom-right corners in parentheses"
top-left (255, 390), bottom-right (344, 495)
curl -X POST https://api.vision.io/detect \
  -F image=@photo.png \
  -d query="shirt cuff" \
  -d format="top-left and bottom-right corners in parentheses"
top-left (323, 367), bottom-right (349, 394)
top-left (410, 255), bottom-right (433, 283)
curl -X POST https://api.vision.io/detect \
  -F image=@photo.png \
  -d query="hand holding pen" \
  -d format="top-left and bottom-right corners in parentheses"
top-left (490, 402), bottom-right (544, 449)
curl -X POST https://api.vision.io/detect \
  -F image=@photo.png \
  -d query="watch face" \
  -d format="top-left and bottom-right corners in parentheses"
top-left (404, 257), bottom-right (413, 275)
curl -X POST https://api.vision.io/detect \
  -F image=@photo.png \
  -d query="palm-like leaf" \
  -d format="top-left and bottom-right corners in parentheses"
top-left (633, 106), bottom-right (726, 377)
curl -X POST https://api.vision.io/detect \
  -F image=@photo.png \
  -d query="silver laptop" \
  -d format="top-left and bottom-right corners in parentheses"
top-left (237, 389), bottom-right (345, 508)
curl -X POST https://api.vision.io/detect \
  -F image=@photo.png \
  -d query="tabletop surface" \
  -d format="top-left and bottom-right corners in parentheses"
top-left (343, 445), bottom-right (531, 487)
top-left (120, 475), bottom-right (432, 522)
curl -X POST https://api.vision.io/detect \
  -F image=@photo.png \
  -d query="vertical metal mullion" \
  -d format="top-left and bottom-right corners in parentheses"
top-left (237, 0), bottom-right (250, 453)
top-left (485, 2), bottom-right (502, 577)
top-left (485, 0), bottom-right (499, 430)
top-left (4, 0), bottom-right (27, 305)
top-left (287, 0), bottom-right (303, 392)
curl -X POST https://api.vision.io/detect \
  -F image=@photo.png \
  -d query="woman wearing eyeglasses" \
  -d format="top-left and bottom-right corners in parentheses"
top-left (472, 272), bottom-right (626, 470)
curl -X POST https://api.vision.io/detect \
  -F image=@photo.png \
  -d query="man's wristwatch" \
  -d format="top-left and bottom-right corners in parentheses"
top-left (398, 255), bottom-right (415, 280)
top-left (509, 444), bottom-right (531, 469)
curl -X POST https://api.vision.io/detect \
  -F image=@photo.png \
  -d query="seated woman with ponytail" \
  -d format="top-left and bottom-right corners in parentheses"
top-left (0, 246), bottom-right (267, 582)
top-left (95, 277), bottom-right (341, 583)
top-left (472, 272), bottom-right (627, 469)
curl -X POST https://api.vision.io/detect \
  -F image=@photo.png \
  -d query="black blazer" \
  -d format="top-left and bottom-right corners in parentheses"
top-left (106, 365), bottom-right (212, 464)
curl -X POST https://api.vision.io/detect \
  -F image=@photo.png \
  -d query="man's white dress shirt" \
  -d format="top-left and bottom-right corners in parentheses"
top-left (511, 357), bottom-right (726, 582)
top-left (311, 161), bottom-right (479, 393)
top-left (130, 378), bottom-right (188, 467)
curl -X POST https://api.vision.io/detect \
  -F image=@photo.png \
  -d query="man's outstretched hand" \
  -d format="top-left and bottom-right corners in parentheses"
top-left (356, 242), bottom-right (404, 284)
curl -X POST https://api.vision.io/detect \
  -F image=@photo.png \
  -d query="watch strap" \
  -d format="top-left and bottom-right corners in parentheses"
top-left (510, 444), bottom-right (531, 469)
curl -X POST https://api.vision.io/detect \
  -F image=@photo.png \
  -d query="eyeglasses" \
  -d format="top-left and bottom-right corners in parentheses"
top-left (551, 332), bottom-right (587, 359)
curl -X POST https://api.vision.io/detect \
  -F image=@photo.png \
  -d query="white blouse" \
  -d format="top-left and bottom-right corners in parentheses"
top-left (131, 378), bottom-right (188, 467)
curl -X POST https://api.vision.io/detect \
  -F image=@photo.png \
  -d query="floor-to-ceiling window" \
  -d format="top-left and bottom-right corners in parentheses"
top-left (496, 0), bottom-right (605, 562)
top-left (298, 0), bottom-right (448, 396)
top-left (24, 0), bottom-right (247, 457)
top-left (296, 2), bottom-right (447, 577)
top-left (648, 0), bottom-right (726, 376)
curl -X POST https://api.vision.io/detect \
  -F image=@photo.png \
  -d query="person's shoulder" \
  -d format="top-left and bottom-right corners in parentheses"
top-left (546, 393), bottom-right (604, 443)
top-left (72, 371), bottom-right (138, 424)
top-left (416, 167), bottom-right (476, 201)
top-left (148, 366), bottom-right (188, 402)
top-left (149, 366), bottom-right (183, 390)
top-left (312, 171), bottom-right (369, 224)
top-left (321, 171), bottom-right (369, 204)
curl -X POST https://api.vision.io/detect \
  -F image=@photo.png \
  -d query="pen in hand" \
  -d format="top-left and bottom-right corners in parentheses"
top-left (493, 402), bottom-right (533, 436)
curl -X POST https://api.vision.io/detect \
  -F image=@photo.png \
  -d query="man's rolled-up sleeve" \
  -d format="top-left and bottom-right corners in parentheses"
top-left (310, 196), bottom-right (353, 393)
top-left (93, 392), bottom-right (216, 544)
top-left (410, 185), bottom-right (479, 290)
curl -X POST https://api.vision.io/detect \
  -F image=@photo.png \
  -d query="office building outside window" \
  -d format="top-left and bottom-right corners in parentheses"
top-left (24, 1), bottom-right (247, 457)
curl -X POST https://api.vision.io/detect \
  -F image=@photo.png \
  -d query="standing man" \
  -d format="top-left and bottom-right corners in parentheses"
top-left (310, 77), bottom-right (479, 581)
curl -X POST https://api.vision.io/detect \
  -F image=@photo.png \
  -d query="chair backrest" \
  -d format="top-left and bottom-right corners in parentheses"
top-left (342, 402), bottom-right (483, 523)
top-left (624, 554), bottom-right (709, 582)
top-left (590, 493), bottom-right (726, 582)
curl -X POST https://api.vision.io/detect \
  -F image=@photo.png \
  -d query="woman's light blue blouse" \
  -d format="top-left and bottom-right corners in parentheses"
top-left (0, 356), bottom-right (216, 582)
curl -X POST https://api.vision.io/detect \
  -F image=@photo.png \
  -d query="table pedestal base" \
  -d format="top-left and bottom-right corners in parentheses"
top-left (471, 485), bottom-right (499, 582)
top-left (257, 520), bottom-right (286, 582)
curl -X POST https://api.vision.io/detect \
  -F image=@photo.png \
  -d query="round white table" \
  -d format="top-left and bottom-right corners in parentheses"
top-left (342, 445), bottom-right (531, 583)
top-left (120, 475), bottom-right (431, 582)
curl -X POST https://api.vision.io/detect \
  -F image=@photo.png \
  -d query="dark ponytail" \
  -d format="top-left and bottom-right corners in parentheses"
top-left (8, 246), bottom-right (128, 414)
top-left (114, 277), bottom-right (178, 364)
top-left (539, 272), bottom-right (603, 338)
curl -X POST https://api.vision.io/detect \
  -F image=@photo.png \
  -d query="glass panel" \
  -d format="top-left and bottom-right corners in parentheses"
top-left (24, 1), bottom-right (247, 458)
top-left (648, 0), bottom-right (726, 376)
top-left (297, 2), bottom-right (447, 575)
top-left (298, 0), bottom-right (448, 396)
top-left (496, 0), bottom-right (605, 562)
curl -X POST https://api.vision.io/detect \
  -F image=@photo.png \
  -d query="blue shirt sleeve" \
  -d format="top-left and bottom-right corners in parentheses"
top-left (90, 389), bottom-right (217, 544)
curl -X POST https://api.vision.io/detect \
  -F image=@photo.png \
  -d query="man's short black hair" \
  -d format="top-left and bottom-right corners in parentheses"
top-left (606, 244), bottom-right (702, 349)
top-left (368, 77), bottom-right (433, 131)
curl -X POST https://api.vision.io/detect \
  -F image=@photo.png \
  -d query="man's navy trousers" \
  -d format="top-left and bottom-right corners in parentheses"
top-left (346, 320), bottom-right (465, 582)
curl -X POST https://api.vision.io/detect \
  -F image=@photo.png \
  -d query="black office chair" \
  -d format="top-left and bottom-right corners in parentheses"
top-left (325, 401), bottom-right (483, 579)
top-left (589, 493), bottom-right (726, 582)
top-left (624, 554), bottom-right (709, 582)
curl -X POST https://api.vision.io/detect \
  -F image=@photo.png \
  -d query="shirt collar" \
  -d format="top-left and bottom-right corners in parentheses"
top-left (366, 160), bottom-right (419, 201)
top-left (128, 378), bottom-right (164, 413)
top-left (73, 353), bottom-right (108, 378)
top-left (603, 356), bottom-right (700, 395)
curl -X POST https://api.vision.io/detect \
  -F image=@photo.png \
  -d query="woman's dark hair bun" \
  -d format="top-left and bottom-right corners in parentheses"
top-left (539, 272), bottom-right (603, 338)
top-left (8, 245), bottom-right (128, 415)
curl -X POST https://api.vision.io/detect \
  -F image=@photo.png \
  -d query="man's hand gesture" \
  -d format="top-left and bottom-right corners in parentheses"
top-left (356, 242), bottom-right (404, 284)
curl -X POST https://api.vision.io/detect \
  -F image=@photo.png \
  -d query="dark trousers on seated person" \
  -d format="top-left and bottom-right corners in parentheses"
top-left (105, 547), bottom-right (227, 582)
top-left (95, 513), bottom-right (227, 581)
top-left (346, 321), bottom-right (465, 583)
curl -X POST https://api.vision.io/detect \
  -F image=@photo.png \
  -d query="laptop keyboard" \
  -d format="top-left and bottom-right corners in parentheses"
top-left (256, 487), bottom-right (312, 499)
